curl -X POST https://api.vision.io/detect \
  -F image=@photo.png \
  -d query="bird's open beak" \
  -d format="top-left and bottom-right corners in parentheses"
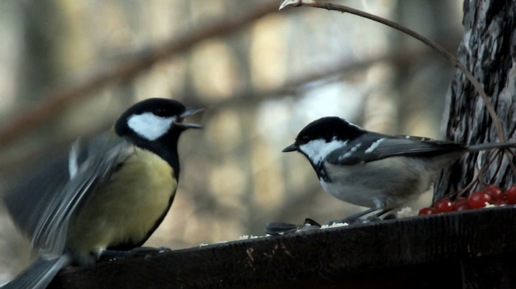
top-left (282, 143), bottom-right (298, 152)
top-left (178, 107), bottom-right (204, 129)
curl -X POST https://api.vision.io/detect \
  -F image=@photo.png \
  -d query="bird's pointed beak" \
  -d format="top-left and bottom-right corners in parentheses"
top-left (279, 0), bottom-right (301, 11)
top-left (178, 107), bottom-right (204, 129)
top-left (282, 143), bottom-right (298, 153)
top-left (181, 107), bottom-right (205, 118)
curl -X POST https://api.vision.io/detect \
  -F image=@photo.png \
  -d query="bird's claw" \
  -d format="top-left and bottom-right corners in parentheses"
top-left (265, 218), bottom-right (321, 235)
top-left (98, 246), bottom-right (172, 262)
top-left (130, 246), bottom-right (172, 255)
top-left (380, 213), bottom-right (397, 220)
top-left (326, 213), bottom-right (396, 227)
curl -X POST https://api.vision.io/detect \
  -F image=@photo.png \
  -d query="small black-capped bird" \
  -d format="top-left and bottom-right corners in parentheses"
top-left (1, 98), bottom-right (203, 289)
top-left (266, 116), bottom-right (516, 234)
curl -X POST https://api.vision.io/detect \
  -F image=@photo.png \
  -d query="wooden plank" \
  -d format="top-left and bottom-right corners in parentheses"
top-left (49, 206), bottom-right (516, 288)
top-left (461, 253), bottom-right (515, 289)
top-left (245, 261), bottom-right (462, 289)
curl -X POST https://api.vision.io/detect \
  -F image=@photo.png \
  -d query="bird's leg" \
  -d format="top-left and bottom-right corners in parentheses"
top-left (326, 206), bottom-right (382, 226)
top-left (366, 208), bottom-right (395, 222)
top-left (375, 209), bottom-right (396, 220)
top-left (375, 208), bottom-right (392, 218)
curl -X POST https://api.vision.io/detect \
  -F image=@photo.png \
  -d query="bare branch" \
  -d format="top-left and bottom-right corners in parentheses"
top-left (0, 2), bottom-right (280, 148)
top-left (278, 0), bottom-right (506, 143)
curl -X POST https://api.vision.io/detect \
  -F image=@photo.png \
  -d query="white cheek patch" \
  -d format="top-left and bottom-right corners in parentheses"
top-left (299, 139), bottom-right (348, 164)
top-left (127, 112), bottom-right (175, 141)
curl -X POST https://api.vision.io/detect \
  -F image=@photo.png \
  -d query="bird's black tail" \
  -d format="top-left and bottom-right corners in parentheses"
top-left (1, 255), bottom-right (71, 289)
top-left (467, 142), bottom-right (516, 152)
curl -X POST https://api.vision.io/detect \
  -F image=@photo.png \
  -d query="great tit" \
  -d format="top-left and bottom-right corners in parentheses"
top-left (1, 98), bottom-right (203, 289)
top-left (266, 116), bottom-right (516, 234)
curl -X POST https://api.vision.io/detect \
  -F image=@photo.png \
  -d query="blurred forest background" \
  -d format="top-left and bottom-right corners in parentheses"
top-left (0, 0), bottom-right (465, 283)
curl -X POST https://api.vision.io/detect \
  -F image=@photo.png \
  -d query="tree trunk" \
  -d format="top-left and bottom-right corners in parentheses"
top-left (434, 0), bottom-right (516, 200)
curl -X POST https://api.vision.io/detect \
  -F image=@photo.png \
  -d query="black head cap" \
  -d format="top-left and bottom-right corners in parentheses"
top-left (283, 117), bottom-right (365, 152)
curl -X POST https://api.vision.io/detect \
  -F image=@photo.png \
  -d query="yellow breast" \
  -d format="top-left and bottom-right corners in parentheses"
top-left (68, 147), bottom-right (177, 254)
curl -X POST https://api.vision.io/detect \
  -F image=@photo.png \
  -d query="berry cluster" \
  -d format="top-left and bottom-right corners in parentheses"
top-left (418, 185), bottom-right (516, 216)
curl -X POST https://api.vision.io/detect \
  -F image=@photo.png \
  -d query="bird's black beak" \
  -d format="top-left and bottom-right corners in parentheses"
top-left (282, 143), bottom-right (298, 153)
top-left (178, 107), bottom-right (204, 129)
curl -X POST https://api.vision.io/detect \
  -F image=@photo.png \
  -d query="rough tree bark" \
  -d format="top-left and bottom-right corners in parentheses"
top-left (434, 0), bottom-right (516, 200)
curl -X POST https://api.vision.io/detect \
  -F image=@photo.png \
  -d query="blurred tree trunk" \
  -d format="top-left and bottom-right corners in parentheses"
top-left (392, 0), bottom-right (460, 137)
top-left (434, 0), bottom-right (516, 200)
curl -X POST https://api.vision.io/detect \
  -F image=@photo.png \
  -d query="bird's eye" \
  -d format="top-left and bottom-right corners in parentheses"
top-left (155, 108), bottom-right (168, 117)
top-left (299, 136), bottom-right (310, 144)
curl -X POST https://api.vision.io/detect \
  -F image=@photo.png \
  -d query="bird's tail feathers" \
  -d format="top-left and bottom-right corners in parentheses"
top-left (468, 142), bottom-right (516, 152)
top-left (1, 255), bottom-right (71, 289)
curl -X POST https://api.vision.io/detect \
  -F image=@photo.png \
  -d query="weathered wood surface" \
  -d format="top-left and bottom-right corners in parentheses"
top-left (48, 206), bottom-right (516, 289)
top-left (435, 0), bottom-right (516, 199)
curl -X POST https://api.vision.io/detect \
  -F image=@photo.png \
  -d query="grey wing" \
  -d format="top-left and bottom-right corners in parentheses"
top-left (3, 133), bottom-right (131, 258)
top-left (327, 135), bottom-right (467, 166)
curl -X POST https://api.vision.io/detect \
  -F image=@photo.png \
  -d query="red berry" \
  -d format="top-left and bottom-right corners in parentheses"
top-left (434, 198), bottom-right (454, 213)
top-left (485, 185), bottom-right (505, 200)
top-left (453, 197), bottom-right (468, 210)
top-left (455, 203), bottom-right (471, 211)
top-left (468, 191), bottom-right (494, 209)
top-left (506, 185), bottom-right (516, 205)
top-left (418, 207), bottom-right (433, 216)
top-left (494, 200), bottom-right (507, 206)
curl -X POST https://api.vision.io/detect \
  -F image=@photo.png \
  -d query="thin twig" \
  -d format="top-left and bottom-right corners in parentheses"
top-left (456, 150), bottom-right (502, 198)
top-left (505, 149), bottom-right (516, 176)
top-left (279, 0), bottom-right (514, 174)
top-left (489, 151), bottom-right (505, 185)
top-left (507, 148), bottom-right (516, 159)
top-left (0, 2), bottom-right (281, 148)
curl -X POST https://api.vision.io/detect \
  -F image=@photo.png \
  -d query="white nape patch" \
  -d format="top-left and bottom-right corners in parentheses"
top-left (342, 118), bottom-right (364, 130)
top-left (405, 135), bottom-right (410, 139)
top-left (365, 138), bottom-right (385, 153)
top-left (340, 143), bottom-right (362, 160)
top-left (127, 113), bottom-right (176, 141)
top-left (299, 139), bottom-right (347, 164)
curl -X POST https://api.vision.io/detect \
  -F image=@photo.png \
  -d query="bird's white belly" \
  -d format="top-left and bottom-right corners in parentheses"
top-left (320, 179), bottom-right (379, 207)
top-left (320, 157), bottom-right (434, 209)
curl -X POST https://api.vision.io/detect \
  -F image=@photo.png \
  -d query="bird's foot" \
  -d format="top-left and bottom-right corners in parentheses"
top-left (364, 212), bottom-right (396, 222)
top-left (98, 250), bottom-right (132, 262)
top-left (325, 211), bottom-right (396, 226)
top-left (265, 218), bottom-right (321, 236)
top-left (129, 246), bottom-right (172, 255)
top-left (98, 246), bottom-right (171, 262)
top-left (380, 213), bottom-right (397, 220)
